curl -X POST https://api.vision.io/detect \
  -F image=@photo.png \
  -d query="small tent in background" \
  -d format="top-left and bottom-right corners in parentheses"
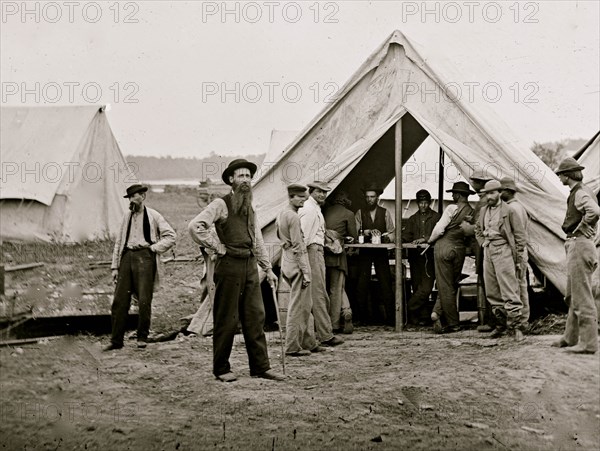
top-left (0, 105), bottom-right (136, 242)
top-left (573, 131), bottom-right (600, 199)
top-left (253, 30), bottom-right (568, 294)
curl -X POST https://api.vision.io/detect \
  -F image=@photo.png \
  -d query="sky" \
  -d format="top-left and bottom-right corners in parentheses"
top-left (1, 1), bottom-right (599, 158)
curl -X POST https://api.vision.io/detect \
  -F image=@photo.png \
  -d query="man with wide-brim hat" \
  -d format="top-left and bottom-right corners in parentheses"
top-left (462, 171), bottom-right (498, 333)
top-left (499, 177), bottom-right (530, 332)
top-left (401, 189), bottom-right (441, 326)
top-left (476, 180), bottom-right (527, 341)
top-left (104, 184), bottom-right (176, 351)
top-left (354, 182), bottom-right (396, 326)
top-left (427, 181), bottom-right (474, 333)
top-left (189, 159), bottom-right (284, 381)
top-left (298, 181), bottom-right (345, 347)
top-left (552, 157), bottom-right (599, 354)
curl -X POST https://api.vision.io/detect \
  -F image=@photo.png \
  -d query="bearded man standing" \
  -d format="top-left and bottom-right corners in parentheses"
top-left (105, 184), bottom-right (176, 351)
top-left (354, 183), bottom-right (395, 326)
top-left (189, 159), bottom-right (283, 381)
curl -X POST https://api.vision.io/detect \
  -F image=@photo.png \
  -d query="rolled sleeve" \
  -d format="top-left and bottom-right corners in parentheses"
top-left (188, 199), bottom-right (227, 253)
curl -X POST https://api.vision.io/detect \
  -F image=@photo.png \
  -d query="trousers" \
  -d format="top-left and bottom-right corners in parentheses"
top-left (561, 238), bottom-right (598, 352)
top-left (407, 249), bottom-right (435, 323)
top-left (432, 238), bottom-right (465, 327)
top-left (326, 267), bottom-right (352, 329)
top-left (282, 250), bottom-right (317, 353)
top-left (483, 243), bottom-right (522, 330)
top-left (212, 255), bottom-right (270, 376)
top-left (356, 249), bottom-right (395, 326)
top-left (111, 248), bottom-right (156, 345)
top-left (307, 245), bottom-right (334, 342)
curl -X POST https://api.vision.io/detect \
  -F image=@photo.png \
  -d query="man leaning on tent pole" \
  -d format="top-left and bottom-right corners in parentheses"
top-left (552, 157), bottom-right (599, 354)
top-left (104, 184), bottom-right (176, 351)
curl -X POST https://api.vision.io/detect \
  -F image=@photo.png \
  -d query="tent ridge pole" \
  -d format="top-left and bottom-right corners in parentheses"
top-left (394, 120), bottom-right (404, 332)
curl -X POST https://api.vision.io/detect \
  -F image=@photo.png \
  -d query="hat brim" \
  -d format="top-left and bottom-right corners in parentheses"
top-left (361, 188), bottom-right (383, 195)
top-left (555, 165), bottom-right (585, 175)
top-left (124, 186), bottom-right (148, 198)
top-left (222, 161), bottom-right (258, 185)
top-left (446, 188), bottom-right (476, 195)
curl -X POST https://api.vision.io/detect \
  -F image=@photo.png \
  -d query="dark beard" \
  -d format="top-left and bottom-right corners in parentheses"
top-left (231, 184), bottom-right (253, 215)
top-left (129, 202), bottom-right (142, 213)
top-left (367, 203), bottom-right (377, 212)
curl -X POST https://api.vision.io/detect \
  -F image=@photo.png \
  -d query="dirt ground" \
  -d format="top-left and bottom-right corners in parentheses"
top-left (1, 329), bottom-right (599, 450)
top-left (1, 191), bottom-right (599, 450)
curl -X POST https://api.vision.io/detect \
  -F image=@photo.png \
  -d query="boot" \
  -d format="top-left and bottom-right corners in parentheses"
top-left (431, 312), bottom-right (443, 334)
top-left (565, 317), bottom-right (598, 354)
top-left (342, 312), bottom-right (353, 334)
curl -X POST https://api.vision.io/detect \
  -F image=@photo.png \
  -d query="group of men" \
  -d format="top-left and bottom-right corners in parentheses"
top-left (103, 155), bottom-right (599, 384)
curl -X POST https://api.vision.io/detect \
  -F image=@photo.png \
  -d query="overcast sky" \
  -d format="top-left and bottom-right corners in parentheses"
top-left (2, 1), bottom-right (599, 157)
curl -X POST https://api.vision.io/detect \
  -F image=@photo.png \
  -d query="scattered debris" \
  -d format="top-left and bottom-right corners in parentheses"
top-left (420, 404), bottom-right (435, 411)
top-left (370, 435), bottom-right (383, 442)
top-left (4, 263), bottom-right (45, 273)
top-left (304, 385), bottom-right (318, 390)
top-left (397, 399), bottom-right (404, 405)
top-left (465, 422), bottom-right (489, 429)
top-left (521, 426), bottom-right (545, 435)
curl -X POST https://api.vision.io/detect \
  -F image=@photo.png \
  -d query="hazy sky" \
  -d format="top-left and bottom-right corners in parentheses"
top-left (2, 1), bottom-right (599, 157)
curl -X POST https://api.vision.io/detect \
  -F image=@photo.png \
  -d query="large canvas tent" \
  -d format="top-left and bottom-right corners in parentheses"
top-left (0, 105), bottom-right (135, 242)
top-left (573, 131), bottom-right (599, 198)
top-left (252, 30), bottom-right (569, 299)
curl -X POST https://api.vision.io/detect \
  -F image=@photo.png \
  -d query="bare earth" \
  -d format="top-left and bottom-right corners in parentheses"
top-left (1, 329), bottom-right (599, 451)
top-left (1, 191), bottom-right (599, 450)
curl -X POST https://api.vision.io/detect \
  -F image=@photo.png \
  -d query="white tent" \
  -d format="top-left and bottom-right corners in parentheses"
top-left (573, 131), bottom-right (599, 197)
top-left (253, 30), bottom-right (568, 294)
top-left (0, 105), bottom-right (136, 242)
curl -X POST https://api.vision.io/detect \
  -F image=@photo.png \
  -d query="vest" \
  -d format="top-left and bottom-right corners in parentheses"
top-left (562, 183), bottom-right (583, 235)
top-left (443, 202), bottom-right (473, 244)
top-left (215, 194), bottom-right (256, 258)
top-left (360, 206), bottom-right (387, 234)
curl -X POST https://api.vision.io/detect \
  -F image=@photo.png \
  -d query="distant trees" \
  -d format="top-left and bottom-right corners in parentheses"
top-left (530, 141), bottom-right (565, 171)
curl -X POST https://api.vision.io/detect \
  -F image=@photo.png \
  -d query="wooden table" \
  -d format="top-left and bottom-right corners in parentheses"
top-left (345, 243), bottom-right (429, 250)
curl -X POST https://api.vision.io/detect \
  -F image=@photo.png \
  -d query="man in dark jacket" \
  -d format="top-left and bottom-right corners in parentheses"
top-left (324, 190), bottom-right (357, 333)
top-left (402, 190), bottom-right (441, 325)
top-left (354, 183), bottom-right (395, 326)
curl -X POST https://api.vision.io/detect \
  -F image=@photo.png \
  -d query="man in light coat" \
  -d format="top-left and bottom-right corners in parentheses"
top-left (477, 180), bottom-right (527, 341)
top-left (104, 184), bottom-right (176, 351)
top-left (299, 181), bottom-right (344, 347)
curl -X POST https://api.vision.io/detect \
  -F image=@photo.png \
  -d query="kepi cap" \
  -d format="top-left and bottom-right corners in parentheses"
top-left (416, 189), bottom-right (432, 201)
top-left (287, 183), bottom-right (308, 195)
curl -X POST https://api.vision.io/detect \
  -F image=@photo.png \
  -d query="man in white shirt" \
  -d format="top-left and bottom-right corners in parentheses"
top-left (298, 181), bottom-right (344, 347)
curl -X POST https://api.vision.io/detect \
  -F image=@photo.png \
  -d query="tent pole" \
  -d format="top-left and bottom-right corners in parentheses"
top-left (394, 120), bottom-right (404, 332)
top-left (438, 147), bottom-right (444, 216)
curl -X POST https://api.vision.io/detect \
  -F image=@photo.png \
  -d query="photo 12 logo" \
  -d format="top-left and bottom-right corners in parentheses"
top-left (200, 81), bottom-right (339, 104)
top-left (201, 1), bottom-right (340, 24)
top-left (1, 1), bottom-right (140, 24)
top-left (2, 82), bottom-right (140, 104)
top-left (400, 1), bottom-right (540, 24)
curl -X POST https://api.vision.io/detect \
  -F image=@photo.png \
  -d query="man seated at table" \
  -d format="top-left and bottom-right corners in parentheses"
top-left (401, 189), bottom-right (441, 326)
top-left (354, 183), bottom-right (395, 326)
